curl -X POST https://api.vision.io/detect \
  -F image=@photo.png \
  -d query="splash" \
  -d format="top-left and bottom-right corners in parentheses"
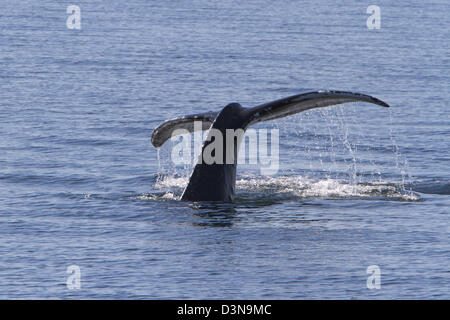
top-left (135, 191), bottom-right (180, 201)
top-left (149, 174), bottom-right (419, 202)
top-left (236, 175), bottom-right (420, 201)
top-left (154, 175), bottom-right (187, 190)
top-left (388, 108), bottom-right (412, 189)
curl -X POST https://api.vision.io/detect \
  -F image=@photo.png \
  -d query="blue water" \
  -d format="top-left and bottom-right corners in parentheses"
top-left (0, 0), bottom-right (449, 299)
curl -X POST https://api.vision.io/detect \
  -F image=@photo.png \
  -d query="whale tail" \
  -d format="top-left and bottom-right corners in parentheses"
top-left (151, 91), bottom-right (390, 202)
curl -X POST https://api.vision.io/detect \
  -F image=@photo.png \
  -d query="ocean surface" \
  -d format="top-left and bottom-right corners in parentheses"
top-left (0, 0), bottom-right (448, 299)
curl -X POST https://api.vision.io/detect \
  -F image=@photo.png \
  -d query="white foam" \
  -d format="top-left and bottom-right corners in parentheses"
top-left (237, 175), bottom-right (419, 200)
top-left (135, 192), bottom-right (180, 201)
top-left (151, 174), bottom-right (420, 201)
top-left (154, 175), bottom-right (188, 190)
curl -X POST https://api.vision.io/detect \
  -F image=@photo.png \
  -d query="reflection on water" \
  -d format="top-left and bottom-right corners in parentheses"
top-left (189, 203), bottom-right (238, 227)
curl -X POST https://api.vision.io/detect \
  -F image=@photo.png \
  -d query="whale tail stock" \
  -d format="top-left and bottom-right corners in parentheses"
top-left (151, 90), bottom-right (390, 202)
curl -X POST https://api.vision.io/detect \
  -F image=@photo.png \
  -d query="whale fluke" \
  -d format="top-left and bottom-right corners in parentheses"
top-left (151, 111), bottom-right (218, 148)
top-left (243, 90), bottom-right (389, 128)
top-left (151, 90), bottom-right (390, 202)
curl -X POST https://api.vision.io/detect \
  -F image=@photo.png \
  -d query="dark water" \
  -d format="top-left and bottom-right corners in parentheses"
top-left (0, 0), bottom-right (448, 299)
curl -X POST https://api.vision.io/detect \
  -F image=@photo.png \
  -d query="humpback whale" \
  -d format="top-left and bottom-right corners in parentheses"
top-left (151, 90), bottom-right (390, 202)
